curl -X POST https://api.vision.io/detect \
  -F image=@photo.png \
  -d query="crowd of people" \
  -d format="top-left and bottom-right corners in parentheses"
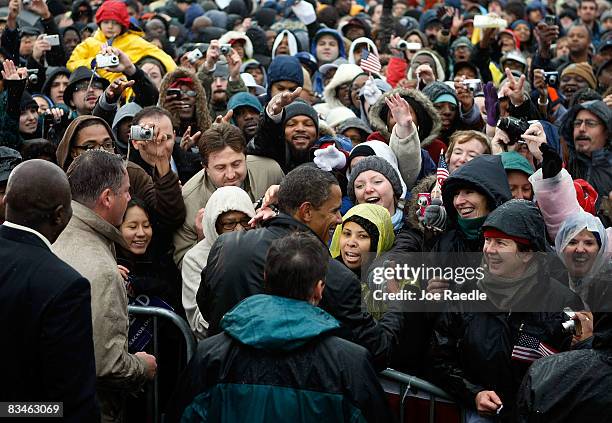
top-left (0, 0), bottom-right (611, 421)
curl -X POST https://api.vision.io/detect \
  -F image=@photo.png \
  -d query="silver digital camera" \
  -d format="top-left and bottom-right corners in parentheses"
top-left (463, 79), bottom-right (483, 93)
top-left (220, 44), bottom-right (232, 55)
top-left (95, 53), bottom-right (119, 68)
top-left (130, 125), bottom-right (154, 141)
top-left (187, 48), bottom-right (203, 64)
top-left (43, 34), bottom-right (60, 46)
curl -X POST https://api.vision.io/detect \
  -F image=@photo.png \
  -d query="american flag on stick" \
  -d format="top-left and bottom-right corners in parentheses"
top-left (436, 150), bottom-right (449, 187)
top-left (360, 48), bottom-right (381, 74)
top-left (511, 332), bottom-right (558, 363)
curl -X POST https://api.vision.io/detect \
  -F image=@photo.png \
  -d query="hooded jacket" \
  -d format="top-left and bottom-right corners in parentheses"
top-left (517, 313), bottom-right (612, 422)
top-left (330, 203), bottom-right (395, 262)
top-left (240, 59), bottom-right (268, 88)
top-left (271, 30), bottom-right (299, 58)
top-left (41, 67), bottom-right (71, 103)
top-left (196, 213), bottom-right (405, 370)
top-left (159, 67), bottom-right (212, 135)
top-left (181, 187), bottom-right (256, 340)
top-left (218, 31), bottom-right (254, 59)
top-left (368, 87), bottom-right (441, 148)
top-left (265, 56), bottom-right (304, 100)
top-left (322, 63), bottom-right (363, 109)
top-left (53, 201), bottom-right (148, 422)
top-left (406, 50), bottom-right (446, 82)
top-left (67, 28), bottom-right (176, 84)
top-left (310, 28), bottom-right (346, 62)
top-left (559, 100), bottom-right (612, 205)
top-left (347, 37), bottom-right (379, 66)
top-left (111, 102), bottom-right (143, 153)
top-left (166, 294), bottom-right (391, 423)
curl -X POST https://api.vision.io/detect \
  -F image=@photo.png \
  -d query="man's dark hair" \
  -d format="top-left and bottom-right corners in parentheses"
top-left (264, 232), bottom-right (329, 301)
top-left (569, 88), bottom-right (602, 108)
top-left (277, 165), bottom-right (339, 215)
top-left (67, 150), bottom-right (126, 207)
top-left (199, 123), bottom-right (246, 165)
top-left (132, 106), bottom-right (173, 126)
top-left (568, 23), bottom-right (592, 40)
top-left (20, 139), bottom-right (57, 164)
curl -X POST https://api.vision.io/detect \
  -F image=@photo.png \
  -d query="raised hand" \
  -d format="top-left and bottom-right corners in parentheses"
top-left (385, 93), bottom-right (414, 138)
top-left (520, 121), bottom-right (546, 162)
top-left (204, 40), bottom-right (221, 71)
top-left (503, 67), bottom-right (526, 107)
top-left (454, 76), bottom-right (475, 112)
top-left (1, 60), bottom-right (26, 80)
top-left (227, 49), bottom-right (242, 80)
top-left (180, 125), bottom-right (202, 151)
top-left (415, 64), bottom-right (435, 85)
top-left (213, 109), bottom-right (234, 126)
top-left (27, 0), bottom-right (51, 19)
top-left (266, 87), bottom-right (302, 116)
top-left (32, 34), bottom-right (52, 62)
top-left (105, 77), bottom-right (135, 103)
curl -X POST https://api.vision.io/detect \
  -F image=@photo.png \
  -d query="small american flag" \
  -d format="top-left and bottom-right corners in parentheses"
top-left (511, 332), bottom-right (558, 363)
top-left (360, 48), bottom-right (381, 74)
top-left (436, 152), bottom-right (449, 187)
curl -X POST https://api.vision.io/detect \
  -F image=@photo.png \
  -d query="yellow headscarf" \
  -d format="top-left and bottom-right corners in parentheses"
top-left (329, 204), bottom-right (395, 259)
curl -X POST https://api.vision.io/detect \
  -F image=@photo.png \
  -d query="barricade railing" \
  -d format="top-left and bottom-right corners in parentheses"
top-left (128, 305), bottom-right (197, 423)
top-left (379, 368), bottom-right (464, 423)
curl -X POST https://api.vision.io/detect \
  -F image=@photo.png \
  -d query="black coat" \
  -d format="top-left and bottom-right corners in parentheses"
top-left (429, 275), bottom-right (583, 422)
top-left (516, 313), bottom-right (612, 422)
top-left (0, 225), bottom-right (98, 422)
top-left (197, 213), bottom-right (405, 370)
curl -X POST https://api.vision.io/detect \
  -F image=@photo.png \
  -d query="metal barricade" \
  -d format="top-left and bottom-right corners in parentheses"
top-left (128, 305), bottom-right (197, 423)
top-left (379, 368), bottom-right (464, 423)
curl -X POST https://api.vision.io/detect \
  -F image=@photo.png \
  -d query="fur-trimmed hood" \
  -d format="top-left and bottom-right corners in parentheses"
top-left (368, 87), bottom-right (441, 147)
top-left (158, 67), bottom-right (211, 134)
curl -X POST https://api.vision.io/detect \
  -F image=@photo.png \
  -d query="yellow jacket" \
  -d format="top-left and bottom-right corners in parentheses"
top-left (67, 28), bottom-right (176, 83)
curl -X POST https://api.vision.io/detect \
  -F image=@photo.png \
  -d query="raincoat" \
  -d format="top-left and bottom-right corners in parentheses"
top-left (166, 294), bottom-right (391, 423)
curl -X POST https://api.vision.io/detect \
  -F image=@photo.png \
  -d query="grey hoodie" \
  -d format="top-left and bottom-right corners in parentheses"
top-left (111, 102), bottom-right (143, 152)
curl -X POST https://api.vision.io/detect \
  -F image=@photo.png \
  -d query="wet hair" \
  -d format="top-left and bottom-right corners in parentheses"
top-left (278, 165), bottom-right (339, 215)
top-left (264, 232), bottom-right (329, 301)
top-left (67, 150), bottom-right (125, 207)
top-left (198, 123), bottom-right (246, 166)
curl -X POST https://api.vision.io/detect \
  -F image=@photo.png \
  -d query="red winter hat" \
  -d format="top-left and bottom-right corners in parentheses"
top-left (574, 178), bottom-right (598, 215)
top-left (95, 1), bottom-right (130, 29)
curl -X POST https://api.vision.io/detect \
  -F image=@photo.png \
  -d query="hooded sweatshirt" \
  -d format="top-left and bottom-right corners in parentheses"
top-left (181, 186), bottom-right (256, 340)
top-left (265, 56), bottom-right (304, 100)
top-left (41, 67), bottom-right (71, 103)
top-left (310, 28), bottom-right (347, 63)
top-left (347, 37), bottom-right (379, 66)
top-left (111, 102), bottom-right (143, 154)
top-left (271, 30), bottom-right (299, 58)
top-left (406, 50), bottom-right (446, 82)
top-left (322, 64), bottom-right (363, 109)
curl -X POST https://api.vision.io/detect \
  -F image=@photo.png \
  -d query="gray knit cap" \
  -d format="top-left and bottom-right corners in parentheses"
top-left (347, 156), bottom-right (403, 203)
top-left (283, 99), bottom-right (319, 131)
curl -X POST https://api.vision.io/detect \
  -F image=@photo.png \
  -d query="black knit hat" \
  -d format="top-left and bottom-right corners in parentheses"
top-left (283, 100), bottom-right (319, 132)
top-left (347, 156), bottom-right (403, 203)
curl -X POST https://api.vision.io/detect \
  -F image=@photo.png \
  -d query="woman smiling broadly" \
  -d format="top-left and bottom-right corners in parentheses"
top-left (330, 203), bottom-right (395, 279)
top-left (347, 156), bottom-right (405, 233)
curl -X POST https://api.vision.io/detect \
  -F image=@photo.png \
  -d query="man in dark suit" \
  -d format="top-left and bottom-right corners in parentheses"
top-left (0, 159), bottom-right (98, 422)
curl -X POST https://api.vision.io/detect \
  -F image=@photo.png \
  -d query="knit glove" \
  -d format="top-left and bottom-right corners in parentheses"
top-left (362, 78), bottom-right (382, 106)
top-left (422, 199), bottom-right (447, 231)
top-left (540, 143), bottom-right (563, 179)
top-left (437, 7), bottom-right (454, 31)
top-left (483, 81), bottom-right (499, 127)
top-left (314, 145), bottom-right (347, 171)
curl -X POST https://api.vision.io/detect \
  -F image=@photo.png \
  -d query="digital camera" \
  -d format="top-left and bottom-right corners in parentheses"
top-left (43, 34), bottom-right (60, 46)
top-left (463, 79), bottom-right (482, 93)
top-left (220, 44), bottom-right (232, 55)
top-left (187, 48), bottom-right (203, 64)
top-left (497, 116), bottom-right (530, 145)
top-left (95, 53), bottom-right (119, 68)
top-left (544, 71), bottom-right (559, 87)
top-left (130, 125), bottom-right (154, 141)
top-left (397, 40), bottom-right (422, 51)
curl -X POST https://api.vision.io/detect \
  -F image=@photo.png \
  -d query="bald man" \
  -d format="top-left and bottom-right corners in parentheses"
top-left (0, 159), bottom-right (98, 422)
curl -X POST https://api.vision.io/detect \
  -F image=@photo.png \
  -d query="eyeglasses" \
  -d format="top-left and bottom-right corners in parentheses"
top-left (73, 142), bottom-right (114, 152)
top-left (219, 218), bottom-right (251, 231)
top-left (573, 119), bottom-right (601, 128)
top-left (74, 81), bottom-right (106, 92)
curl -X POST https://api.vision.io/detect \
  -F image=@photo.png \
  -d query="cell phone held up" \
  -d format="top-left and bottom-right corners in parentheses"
top-left (167, 88), bottom-right (182, 99)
